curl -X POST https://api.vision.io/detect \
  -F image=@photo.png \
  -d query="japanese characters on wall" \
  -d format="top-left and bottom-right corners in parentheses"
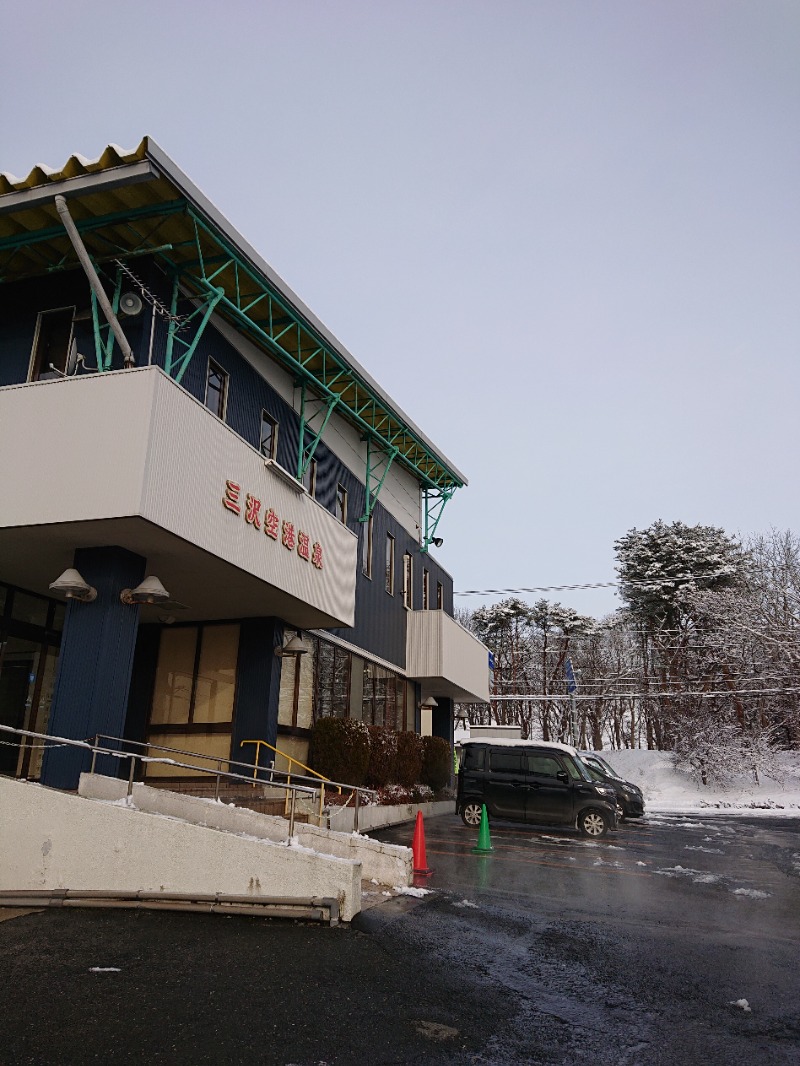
top-left (223, 479), bottom-right (324, 570)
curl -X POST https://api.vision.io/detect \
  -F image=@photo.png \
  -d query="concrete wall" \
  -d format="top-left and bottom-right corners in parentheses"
top-left (327, 798), bottom-right (456, 834)
top-left (79, 774), bottom-right (411, 887)
top-left (0, 775), bottom-right (362, 921)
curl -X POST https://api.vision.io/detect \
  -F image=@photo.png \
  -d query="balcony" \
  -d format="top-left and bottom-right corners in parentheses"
top-left (0, 366), bottom-right (357, 629)
top-left (406, 609), bottom-right (491, 704)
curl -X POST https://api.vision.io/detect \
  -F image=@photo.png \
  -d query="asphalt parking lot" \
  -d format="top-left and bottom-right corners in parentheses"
top-left (2, 812), bottom-right (799, 1065)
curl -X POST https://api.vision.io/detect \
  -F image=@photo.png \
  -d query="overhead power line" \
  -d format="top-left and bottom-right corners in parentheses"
top-left (490, 686), bottom-right (800, 701)
top-left (456, 582), bottom-right (618, 596)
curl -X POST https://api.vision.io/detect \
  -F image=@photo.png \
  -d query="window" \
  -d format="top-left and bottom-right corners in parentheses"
top-left (436, 581), bottom-right (443, 609)
top-left (29, 307), bottom-right (75, 381)
top-left (402, 552), bottom-right (413, 609)
top-left (314, 641), bottom-right (351, 719)
top-left (422, 568), bottom-right (430, 610)
top-left (361, 515), bottom-right (373, 578)
top-left (335, 484), bottom-right (348, 524)
top-left (150, 624), bottom-right (239, 728)
top-left (385, 534), bottom-right (395, 594)
top-left (528, 755), bottom-right (562, 778)
top-left (302, 457), bottom-right (317, 497)
top-left (205, 360), bottom-right (228, 420)
top-left (361, 662), bottom-right (406, 730)
top-left (490, 750), bottom-right (526, 774)
top-left (260, 411), bottom-right (278, 459)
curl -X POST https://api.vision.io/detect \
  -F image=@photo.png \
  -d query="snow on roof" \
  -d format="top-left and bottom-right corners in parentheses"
top-left (458, 738), bottom-right (579, 755)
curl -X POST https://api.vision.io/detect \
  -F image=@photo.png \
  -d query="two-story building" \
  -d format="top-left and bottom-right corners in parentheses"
top-left (0, 138), bottom-right (489, 790)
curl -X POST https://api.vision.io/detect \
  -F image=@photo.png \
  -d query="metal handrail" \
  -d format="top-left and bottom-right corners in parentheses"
top-left (240, 738), bottom-right (343, 825)
top-left (1, 723), bottom-right (315, 836)
top-left (240, 738), bottom-right (334, 787)
top-left (1, 724), bottom-right (374, 832)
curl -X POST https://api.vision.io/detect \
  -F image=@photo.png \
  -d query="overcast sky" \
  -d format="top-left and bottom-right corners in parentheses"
top-left (3, 1), bottom-right (799, 620)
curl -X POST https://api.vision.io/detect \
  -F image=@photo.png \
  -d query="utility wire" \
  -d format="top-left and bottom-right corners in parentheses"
top-left (490, 686), bottom-right (800, 702)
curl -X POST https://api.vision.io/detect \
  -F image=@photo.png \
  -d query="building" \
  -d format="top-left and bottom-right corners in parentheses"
top-left (0, 138), bottom-right (490, 790)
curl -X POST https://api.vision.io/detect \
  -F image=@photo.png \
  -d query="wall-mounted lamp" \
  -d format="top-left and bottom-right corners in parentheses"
top-left (120, 575), bottom-right (171, 605)
top-left (49, 568), bottom-right (97, 603)
top-left (274, 631), bottom-right (310, 657)
top-left (420, 695), bottom-right (439, 709)
top-left (431, 537), bottom-right (444, 548)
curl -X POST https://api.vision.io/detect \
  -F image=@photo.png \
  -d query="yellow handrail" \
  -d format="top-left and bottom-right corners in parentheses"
top-left (240, 738), bottom-right (337, 787)
top-left (240, 739), bottom-right (344, 825)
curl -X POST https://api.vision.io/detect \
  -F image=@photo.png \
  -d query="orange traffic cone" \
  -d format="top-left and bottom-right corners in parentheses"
top-left (411, 810), bottom-right (432, 876)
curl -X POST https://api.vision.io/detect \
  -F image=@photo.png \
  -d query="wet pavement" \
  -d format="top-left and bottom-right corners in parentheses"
top-left (1, 812), bottom-right (798, 1064)
top-left (368, 811), bottom-right (800, 1064)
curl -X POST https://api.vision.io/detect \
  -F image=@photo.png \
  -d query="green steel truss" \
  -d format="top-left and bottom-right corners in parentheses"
top-left (0, 194), bottom-right (463, 533)
top-left (361, 436), bottom-right (399, 523)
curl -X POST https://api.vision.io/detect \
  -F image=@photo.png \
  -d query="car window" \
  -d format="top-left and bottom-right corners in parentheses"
top-left (569, 755), bottom-right (594, 781)
top-left (490, 750), bottom-right (526, 774)
top-left (528, 755), bottom-right (562, 777)
top-left (461, 745), bottom-right (486, 771)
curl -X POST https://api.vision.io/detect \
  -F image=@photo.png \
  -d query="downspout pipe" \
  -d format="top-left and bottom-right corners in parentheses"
top-left (54, 194), bottom-right (135, 367)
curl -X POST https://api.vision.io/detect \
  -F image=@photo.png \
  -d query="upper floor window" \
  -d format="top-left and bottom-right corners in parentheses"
top-left (361, 515), bottom-right (373, 578)
top-left (260, 411), bottom-right (278, 459)
top-left (436, 581), bottom-right (443, 609)
top-left (385, 534), bottom-right (395, 595)
top-left (303, 457), bottom-right (317, 498)
top-left (335, 484), bottom-right (348, 524)
top-left (29, 307), bottom-right (75, 381)
top-left (403, 553), bottom-right (413, 609)
top-left (205, 360), bottom-right (228, 420)
top-left (422, 568), bottom-right (430, 610)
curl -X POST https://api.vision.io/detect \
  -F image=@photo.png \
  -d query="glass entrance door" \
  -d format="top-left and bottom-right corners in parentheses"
top-left (0, 637), bottom-right (57, 778)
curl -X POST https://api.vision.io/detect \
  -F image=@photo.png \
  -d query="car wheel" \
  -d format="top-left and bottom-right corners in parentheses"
top-left (578, 808), bottom-right (609, 838)
top-left (461, 802), bottom-right (484, 827)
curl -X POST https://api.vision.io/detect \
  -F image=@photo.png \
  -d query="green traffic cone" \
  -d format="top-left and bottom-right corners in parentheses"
top-left (471, 804), bottom-right (493, 854)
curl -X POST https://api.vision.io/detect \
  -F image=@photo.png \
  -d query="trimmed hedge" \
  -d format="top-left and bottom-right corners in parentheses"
top-left (421, 735), bottom-right (451, 792)
top-left (394, 730), bottom-right (423, 788)
top-left (308, 718), bottom-right (452, 795)
top-left (366, 725), bottom-right (397, 788)
top-left (307, 716), bottom-right (370, 786)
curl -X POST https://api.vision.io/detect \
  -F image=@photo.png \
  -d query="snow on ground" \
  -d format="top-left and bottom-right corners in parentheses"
top-left (601, 748), bottom-right (800, 816)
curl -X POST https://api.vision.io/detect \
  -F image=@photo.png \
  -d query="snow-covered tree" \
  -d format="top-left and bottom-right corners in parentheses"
top-left (615, 520), bottom-right (744, 629)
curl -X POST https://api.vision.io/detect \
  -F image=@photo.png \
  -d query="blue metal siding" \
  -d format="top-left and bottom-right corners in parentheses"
top-left (1, 264), bottom-right (456, 671)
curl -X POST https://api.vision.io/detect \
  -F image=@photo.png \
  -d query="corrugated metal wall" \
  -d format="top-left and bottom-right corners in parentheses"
top-left (1, 261), bottom-right (457, 668)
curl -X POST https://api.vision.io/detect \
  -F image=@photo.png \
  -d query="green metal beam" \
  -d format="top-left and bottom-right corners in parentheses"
top-left (360, 437), bottom-right (399, 522)
top-left (296, 383), bottom-right (342, 481)
top-left (0, 200), bottom-right (186, 255)
top-left (421, 486), bottom-right (456, 552)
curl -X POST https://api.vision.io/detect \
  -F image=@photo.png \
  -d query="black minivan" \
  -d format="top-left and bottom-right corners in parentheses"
top-left (457, 740), bottom-right (619, 838)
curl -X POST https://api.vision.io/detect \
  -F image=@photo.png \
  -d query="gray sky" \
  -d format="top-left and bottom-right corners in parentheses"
top-left (3, 1), bottom-right (799, 620)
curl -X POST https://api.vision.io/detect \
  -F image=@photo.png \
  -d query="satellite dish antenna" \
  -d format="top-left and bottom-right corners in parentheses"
top-left (66, 337), bottom-right (80, 376)
top-left (119, 292), bottom-right (143, 316)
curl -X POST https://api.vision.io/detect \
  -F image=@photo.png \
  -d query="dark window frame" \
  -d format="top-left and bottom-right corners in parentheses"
top-left (260, 410), bottom-right (279, 459)
top-left (205, 359), bottom-right (229, 420)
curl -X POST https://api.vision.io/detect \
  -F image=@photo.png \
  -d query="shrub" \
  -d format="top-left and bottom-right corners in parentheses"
top-left (308, 716), bottom-right (370, 786)
top-left (366, 726), bottom-right (397, 788)
top-left (420, 735), bottom-right (452, 792)
top-left (394, 730), bottom-right (423, 787)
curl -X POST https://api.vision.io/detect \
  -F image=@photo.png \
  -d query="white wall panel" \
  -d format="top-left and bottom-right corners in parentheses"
top-left (0, 368), bottom-right (357, 626)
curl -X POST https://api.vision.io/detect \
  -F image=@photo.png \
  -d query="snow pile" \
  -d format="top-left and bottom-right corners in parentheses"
top-left (601, 748), bottom-right (800, 815)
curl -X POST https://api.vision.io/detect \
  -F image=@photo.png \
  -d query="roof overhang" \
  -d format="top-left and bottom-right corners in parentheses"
top-left (0, 138), bottom-right (467, 495)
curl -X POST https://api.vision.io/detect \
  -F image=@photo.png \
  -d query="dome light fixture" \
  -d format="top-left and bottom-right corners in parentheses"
top-left (48, 568), bottom-right (97, 603)
top-left (120, 575), bottom-right (171, 605)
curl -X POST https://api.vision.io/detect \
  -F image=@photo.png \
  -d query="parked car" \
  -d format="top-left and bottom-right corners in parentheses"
top-left (457, 739), bottom-right (619, 838)
top-left (577, 751), bottom-right (645, 819)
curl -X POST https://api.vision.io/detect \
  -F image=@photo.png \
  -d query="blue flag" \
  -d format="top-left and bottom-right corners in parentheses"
top-left (565, 657), bottom-right (577, 696)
